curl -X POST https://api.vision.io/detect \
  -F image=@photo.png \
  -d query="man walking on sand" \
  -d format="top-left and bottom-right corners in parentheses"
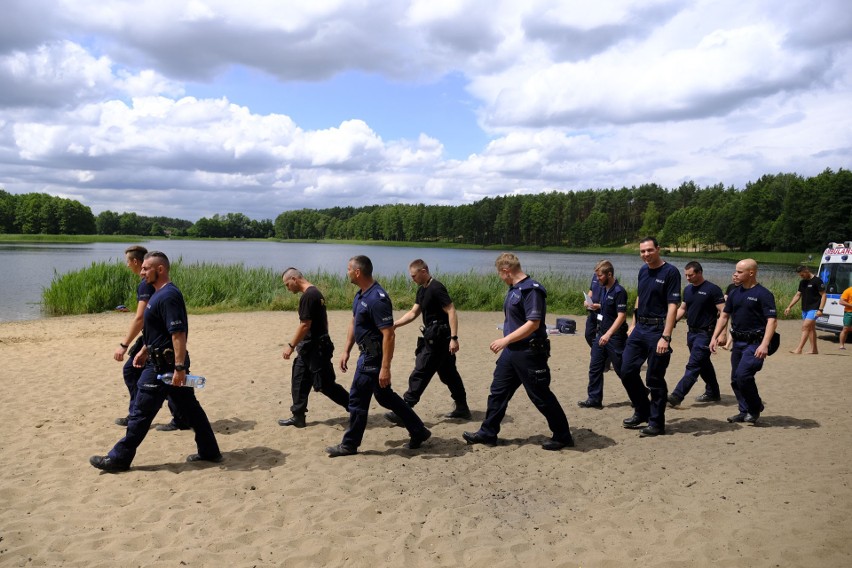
top-left (784, 266), bottom-right (826, 354)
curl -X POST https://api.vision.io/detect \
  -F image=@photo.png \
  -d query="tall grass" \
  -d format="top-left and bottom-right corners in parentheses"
top-left (41, 261), bottom-right (807, 318)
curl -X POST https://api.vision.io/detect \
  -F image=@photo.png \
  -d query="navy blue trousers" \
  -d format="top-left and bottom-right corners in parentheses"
top-left (123, 358), bottom-right (186, 426)
top-left (672, 331), bottom-right (720, 399)
top-left (586, 332), bottom-right (626, 404)
top-left (729, 341), bottom-right (765, 415)
top-left (341, 353), bottom-right (428, 449)
top-left (476, 348), bottom-right (571, 442)
top-left (403, 338), bottom-right (467, 407)
top-left (620, 324), bottom-right (671, 429)
top-left (584, 313), bottom-right (599, 348)
top-left (109, 365), bottom-right (220, 464)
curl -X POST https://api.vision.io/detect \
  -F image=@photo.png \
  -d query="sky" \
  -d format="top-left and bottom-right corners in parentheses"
top-left (1, 0), bottom-right (850, 222)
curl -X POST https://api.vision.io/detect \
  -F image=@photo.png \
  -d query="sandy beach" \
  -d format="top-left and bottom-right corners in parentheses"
top-left (1, 310), bottom-right (850, 567)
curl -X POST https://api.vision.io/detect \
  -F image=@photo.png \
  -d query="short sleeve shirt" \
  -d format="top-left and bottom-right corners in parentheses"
top-left (298, 286), bottom-right (329, 340)
top-left (841, 287), bottom-right (852, 313)
top-left (352, 281), bottom-right (393, 344)
top-left (503, 277), bottom-right (547, 342)
top-left (637, 262), bottom-right (681, 319)
top-left (416, 279), bottom-right (452, 326)
top-left (725, 284), bottom-right (777, 332)
top-left (798, 276), bottom-right (825, 311)
top-left (600, 281), bottom-right (628, 332)
top-left (684, 280), bottom-right (725, 329)
top-left (143, 282), bottom-right (188, 350)
top-left (589, 274), bottom-right (602, 308)
top-left (136, 278), bottom-right (155, 303)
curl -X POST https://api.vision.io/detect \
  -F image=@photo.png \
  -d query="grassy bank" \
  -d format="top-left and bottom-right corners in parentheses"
top-left (42, 261), bottom-right (803, 319)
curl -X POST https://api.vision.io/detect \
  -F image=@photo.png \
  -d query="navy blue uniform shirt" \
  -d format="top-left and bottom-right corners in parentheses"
top-left (136, 277), bottom-right (155, 303)
top-left (637, 262), bottom-right (681, 319)
top-left (416, 279), bottom-right (452, 326)
top-left (298, 286), bottom-right (329, 340)
top-left (600, 280), bottom-right (628, 332)
top-left (143, 282), bottom-right (188, 351)
top-left (725, 284), bottom-right (777, 332)
top-left (503, 277), bottom-right (547, 341)
top-left (684, 280), bottom-right (725, 329)
top-left (352, 282), bottom-right (393, 344)
top-left (589, 274), bottom-right (602, 304)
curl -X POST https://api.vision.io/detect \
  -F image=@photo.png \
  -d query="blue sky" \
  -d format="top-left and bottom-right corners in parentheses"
top-left (0, 0), bottom-right (850, 221)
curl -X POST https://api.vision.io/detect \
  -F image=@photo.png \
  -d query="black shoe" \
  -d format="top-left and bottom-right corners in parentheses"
top-left (383, 411), bottom-right (403, 425)
top-left (326, 444), bottom-right (358, 457)
top-left (695, 393), bottom-right (721, 403)
top-left (727, 412), bottom-right (747, 423)
top-left (406, 429), bottom-right (432, 449)
top-left (622, 414), bottom-right (648, 429)
top-left (156, 421), bottom-right (191, 432)
top-left (639, 425), bottom-right (665, 437)
top-left (667, 394), bottom-right (683, 407)
top-left (278, 415), bottom-right (306, 428)
top-left (744, 413), bottom-right (760, 424)
top-left (577, 399), bottom-right (603, 409)
top-left (462, 431), bottom-right (497, 447)
top-left (186, 453), bottom-right (223, 463)
top-left (89, 455), bottom-right (130, 472)
top-left (445, 404), bottom-right (472, 420)
top-left (114, 416), bottom-right (128, 426)
top-left (542, 436), bottom-right (575, 451)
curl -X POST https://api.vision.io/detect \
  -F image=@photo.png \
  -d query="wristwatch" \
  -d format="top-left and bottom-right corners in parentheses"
top-left (661, 335), bottom-right (672, 343)
top-left (174, 364), bottom-right (187, 371)
top-left (450, 336), bottom-right (459, 340)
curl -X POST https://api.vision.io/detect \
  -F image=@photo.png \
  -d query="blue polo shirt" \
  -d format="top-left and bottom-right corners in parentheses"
top-left (352, 281), bottom-right (393, 344)
top-left (136, 277), bottom-right (155, 303)
top-left (636, 262), bottom-right (681, 319)
top-left (684, 280), bottom-right (725, 329)
top-left (725, 284), bottom-right (777, 332)
top-left (600, 280), bottom-right (628, 332)
top-left (503, 276), bottom-right (547, 341)
top-left (589, 274), bottom-right (602, 305)
top-left (143, 282), bottom-right (188, 351)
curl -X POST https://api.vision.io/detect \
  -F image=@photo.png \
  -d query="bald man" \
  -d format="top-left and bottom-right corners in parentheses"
top-left (710, 259), bottom-right (777, 425)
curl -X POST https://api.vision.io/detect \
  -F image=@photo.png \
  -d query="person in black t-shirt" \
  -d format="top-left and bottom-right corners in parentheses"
top-left (784, 266), bottom-right (827, 355)
top-left (386, 259), bottom-right (471, 424)
top-left (278, 268), bottom-right (349, 428)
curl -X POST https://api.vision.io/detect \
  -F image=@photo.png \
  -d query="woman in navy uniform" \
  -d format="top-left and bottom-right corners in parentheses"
top-left (90, 251), bottom-right (221, 471)
top-left (711, 259), bottom-right (777, 424)
top-left (463, 253), bottom-right (573, 451)
top-left (326, 255), bottom-right (431, 457)
top-left (620, 237), bottom-right (681, 437)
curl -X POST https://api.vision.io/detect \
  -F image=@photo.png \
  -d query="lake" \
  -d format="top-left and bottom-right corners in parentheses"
top-left (0, 240), bottom-right (791, 322)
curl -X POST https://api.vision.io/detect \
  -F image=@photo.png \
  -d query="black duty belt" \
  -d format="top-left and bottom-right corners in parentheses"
top-left (638, 317), bottom-right (665, 327)
top-left (688, 325), bottom-right (714, 334)
top-left (730, 330), bottom-right (764, 344)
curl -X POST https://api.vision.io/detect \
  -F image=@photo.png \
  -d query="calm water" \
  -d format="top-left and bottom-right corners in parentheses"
top-left (0, 241), bottom-right (791, 322)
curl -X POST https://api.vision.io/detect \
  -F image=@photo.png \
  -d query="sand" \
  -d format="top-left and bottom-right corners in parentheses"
top-left (1, 310), bottom-right (850, 567)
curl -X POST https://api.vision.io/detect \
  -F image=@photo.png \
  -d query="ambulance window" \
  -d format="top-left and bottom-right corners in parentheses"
top-left (824, 264), bottom-right (852, 294)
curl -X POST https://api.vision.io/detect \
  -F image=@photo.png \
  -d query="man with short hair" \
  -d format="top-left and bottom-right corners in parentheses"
top-left (278, 268), bottom-right (349, 428)
top-left (668, 261), bottom-right (725, 407)
top-left (784, 266), bottom-right (826, 354)
top-left (90, 251), bottom-right (222, 471)
top-left (386, 259), bottom-right (471, 424)
top-left (326, 255), bottom-right (431, 457)
top-left (578, 260), bottom-right (628, 409)
top-left (620, 237), bottom-right (681, 437)
top-left (112, 245), bottom-right (186, 431)
top-left (711, 259), bottom-right (777, 425)
top-left (463, 253), bottom-right (574, 451)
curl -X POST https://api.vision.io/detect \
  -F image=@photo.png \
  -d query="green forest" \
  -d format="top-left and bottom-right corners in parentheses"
top-left (2, 168), bottom-right (850, 251)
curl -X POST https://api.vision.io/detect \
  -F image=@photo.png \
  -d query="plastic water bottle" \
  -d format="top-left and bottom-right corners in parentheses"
top-left (157, 372), bottom-right (207, 389)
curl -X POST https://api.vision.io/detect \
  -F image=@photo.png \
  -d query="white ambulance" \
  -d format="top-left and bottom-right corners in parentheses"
top-left (816, 241), bottom-right (852, 334)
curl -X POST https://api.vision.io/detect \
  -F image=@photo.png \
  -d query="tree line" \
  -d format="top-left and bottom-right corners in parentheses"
top-left (2, 168), bottom-right (850, 251)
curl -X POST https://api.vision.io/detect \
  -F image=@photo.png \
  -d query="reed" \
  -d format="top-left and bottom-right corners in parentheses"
top-left (41, 261), bottom-right (806, 318)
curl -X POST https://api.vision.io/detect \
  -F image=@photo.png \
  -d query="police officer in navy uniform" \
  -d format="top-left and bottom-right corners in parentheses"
top-left (668, 261), bottom-right (725, 407)
top-left (621, 237), bottom-right (681, 437)
top-left (711, 259), bottom-right (777, 424)
top-left (584, 270), bottom-right (603, 348)
top-left (90, 251), bottom-right (222, 471)
top-left (463, 253), bottom-right (574, 451)
top-left (278, 267), bottom-right (349, 428)
top-left (578, 260), bottom-right (628, 409)
top-left (385, 259), bottom-right (471, 424)
top-left (326, 255), bottom-right (432, 457)
top-left (113, 245), bottom-right (187, 431)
